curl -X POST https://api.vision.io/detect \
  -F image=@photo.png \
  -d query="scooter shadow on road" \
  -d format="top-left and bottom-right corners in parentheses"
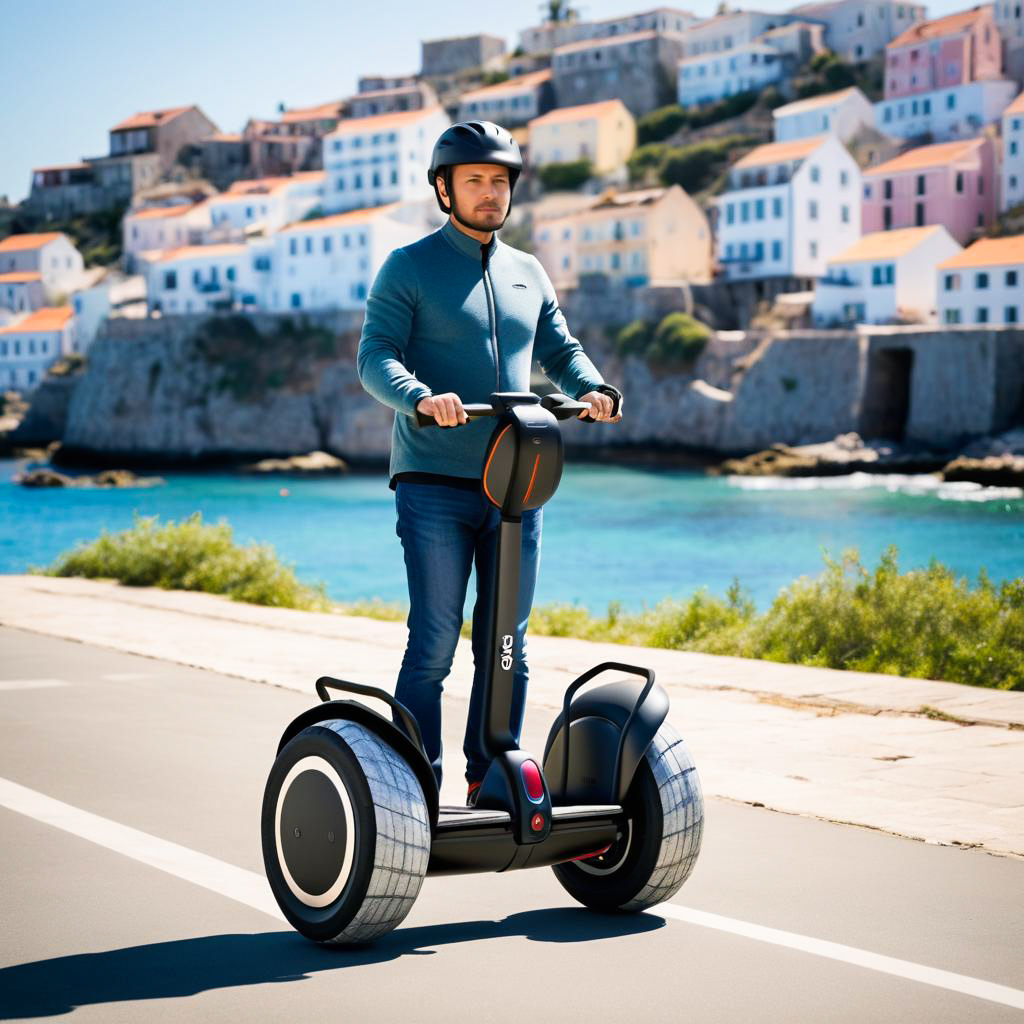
top-left (0, 908), bottom-right (665, 1018)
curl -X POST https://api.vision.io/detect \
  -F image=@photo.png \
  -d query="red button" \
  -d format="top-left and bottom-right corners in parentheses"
top-left (531, 813), bottom-right (545, 832)
top-left (520, 759), bottom-right (544, 801)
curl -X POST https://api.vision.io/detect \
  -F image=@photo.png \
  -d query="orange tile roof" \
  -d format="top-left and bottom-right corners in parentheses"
top-left (829, 226), bottom-right (948, 263)
top-left (460, 70), bottom-right (552, 103)
top-left (554, 29), bottom-right (658, 54)
top-left (278, 204), bottom-right (401, 233)
top-left (111, 105), bottom-right (194, 132)
top-left (0, 272), bottom-right (42, 283)
top-left (1006, 91), bottom-right (1024, 116)
top-left (31, 162), bottom-right (92, 173)
top-left (773, 87), bottom-right (859, 118)
top-left (144, 243), bottom-right (249, 264)
top-left (279, 100), bottom-right (346, 123)
top-left (0, 232), bottom-right (66, 252)
top-left (889, 7), bottom-right (989, 48)
top-left (732, 134), bottom-right (829, 170)
top-left (937, 234), bottom-right (1024, 269)
top-left (126, 203), bottom-right (204, 221)
top-left (328, 106), bottom-right (444, 135)
top-left (529, 99), bottom-right (630, 126)
top-left (864, 137), bottom-right (982, 176)
top-left (0, 306), bottom-right (73, 334)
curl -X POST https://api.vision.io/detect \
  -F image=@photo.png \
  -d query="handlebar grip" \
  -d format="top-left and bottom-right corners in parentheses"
top-left (413, 403), bottom-right (495, 428)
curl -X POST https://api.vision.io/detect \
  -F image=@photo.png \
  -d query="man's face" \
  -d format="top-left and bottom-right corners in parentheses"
top-left (438, 163), bottom-right (511, 231)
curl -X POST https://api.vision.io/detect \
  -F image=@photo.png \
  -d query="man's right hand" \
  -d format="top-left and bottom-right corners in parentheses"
top-left (416, 393), bottom-right (468, 427)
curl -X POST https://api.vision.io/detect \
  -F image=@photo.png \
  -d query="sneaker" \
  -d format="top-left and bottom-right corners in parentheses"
top-left (466, 780), bottom-right (482, 807)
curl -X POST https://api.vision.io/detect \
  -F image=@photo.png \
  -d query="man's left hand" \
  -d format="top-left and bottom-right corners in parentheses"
top-left (577, 390), bottom-right (622, 422)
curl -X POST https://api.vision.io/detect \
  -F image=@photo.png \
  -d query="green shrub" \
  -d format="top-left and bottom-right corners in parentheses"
top-left (46, 513), bottom-right (329, 610)
top-left (612, 319), bottom-right (653, 358)
top-left (630, 135), bottom-right (757, 194)
top-left (538, 159), bottom-right (593, 191)
top-left (526, 548), bottom-right (1024, 690)
top-left (627, 143), bottom-right (670, 183)
top-left (637, 105), bottom-right (689, 145)
top-left (649, 312), bottom-right (710, 366)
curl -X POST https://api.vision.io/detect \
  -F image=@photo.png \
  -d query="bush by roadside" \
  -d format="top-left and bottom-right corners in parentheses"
top-left (44, 513), bottom-right (329, 610)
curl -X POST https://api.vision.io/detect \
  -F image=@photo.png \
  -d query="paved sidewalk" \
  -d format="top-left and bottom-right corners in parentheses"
top-left (2, 574), bottom-right (1022, 857)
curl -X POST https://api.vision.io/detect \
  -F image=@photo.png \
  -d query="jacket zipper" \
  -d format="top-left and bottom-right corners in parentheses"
top-left (481, 244), bottom-right (500, 391)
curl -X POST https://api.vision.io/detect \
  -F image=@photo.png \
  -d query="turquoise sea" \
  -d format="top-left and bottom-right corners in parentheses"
top-left (3, 458), bottom-right (1023, 613)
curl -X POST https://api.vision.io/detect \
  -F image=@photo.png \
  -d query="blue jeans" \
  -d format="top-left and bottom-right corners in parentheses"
top-left (393, 481), bottom-right (543, 791)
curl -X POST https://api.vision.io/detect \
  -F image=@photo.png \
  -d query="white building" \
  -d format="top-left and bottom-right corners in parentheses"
top-left (205, 172), bottom-right (325, 239)
top-left (122, 201), bottom-right (212, 269)
top-left (1003, 91), bottom-right (1024, 212)
top-left (789, 0), bottom-right (926, 61)
top-left (678, 41), bottom-right (785, 106)
top-left (682, 10), bottom-right (802, 56)
top-left (70, 270), bottom-right (147, 352)
top-left (812, 225), bottom-right (960, 326)
top-left (0, 306), bottom-right (75, 391)
top-left (937, 235), bottom-right (1024, 326)
top-left (322, 107), bottom-right (449, 214)
top-left (458, 70), bottom-right (552, 126)
top-left (875, 80), bottom-right (1020, 142)
top-left (142, 203), bottom-right (437, 315)
top-left (0, 272), bottom-right (45, 314)
top-left (773, 87), bottom-right (875, 142)
top-left (0, 233), bottom-right (86, 309)
top-left (714, 134), bottom-right (862, 281)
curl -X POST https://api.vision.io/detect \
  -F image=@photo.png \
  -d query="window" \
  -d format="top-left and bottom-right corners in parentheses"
top-left (290, 292), bottom-right (302, 308)
top-left (977, 307), bottom-right (989, 323)
top-left (754, 241), bottom-right (764, 262)
top-left (810, 240), bottom-right (818, 259)
top-left (810, 165), bottom-right (820, 183)
top-left (323, 236), bottom-right (332, 254)
top-left (945, 308), bottom-right (961, 324)
top-left (726, 203), bottom-right (735, 225)
top-left (390, 169), bottom-right (398, 185)
top-left (354, 173), bottom-right (363, 188)
top-left (1007, 306), bottom-right (1019, 323)
top-left (883, 180), bottom-right (893, 200)
top-left (754, 198), bottom-right (765, 220)
top-left (226, 266), bottom-right (236, 282)
top-left (916, 175), bottom-right (926, 196)
top-left (944, 273), bottom-right (959, 291)
top-left (305, 237), bottom-right (313, 254)
top-left (289, 238), bottom-right (298, 256)
top-left (841, 205), bottom-right (850, 223)
top-left (915, 202), bottom-right (925, 226)
top-left (840, 170), bottom-right (848, 187)
top-left (773, 197), bottom-right (783, 218)
top-left (1012, 142), bottom-right (1019, 156)
top-left (883, 107), bottom-right (892, 124)
top-left (955, 172), bottom-right (964, 193)
top-left (809, 199), bottom-right (818, 220)
top-left (164, 270), bottom-right (177, 290)
top-left (740, 201), bottom-right (750, 222)
top-left (864, 184), bottom-right (872, 199)
top-left (883, 206), bottom-right (893, 229)
top-left (976, 272), bottom-right (989, 289)
top-left (1007, 270), bottom-right (1019, 287)
top-left (978, 176), bottom-right (984, 195)
top-left (772, 240), bottom-right (782, 260)
top-left (947, 93), bottom-right (956, 110)
top-left (923, 98), bottom-right (931, 114)
top-left (871, 264), bottom-right (894, 285)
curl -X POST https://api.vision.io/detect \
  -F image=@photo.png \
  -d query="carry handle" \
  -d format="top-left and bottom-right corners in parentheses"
top-left (315, 676), bottom-right (425, 752)
top-left (559, 662), bottom-right (656, 802)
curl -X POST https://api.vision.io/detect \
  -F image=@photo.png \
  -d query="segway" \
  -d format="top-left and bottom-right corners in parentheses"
top-left (261, 391), bottom-right (704, 945)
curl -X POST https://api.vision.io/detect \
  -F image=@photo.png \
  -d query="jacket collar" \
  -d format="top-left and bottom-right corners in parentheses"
top-left (440, 218), bottom-right (498, 264)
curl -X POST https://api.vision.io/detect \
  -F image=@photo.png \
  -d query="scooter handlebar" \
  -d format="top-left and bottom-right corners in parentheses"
top-left (412, 392), bottom-right (614, 428)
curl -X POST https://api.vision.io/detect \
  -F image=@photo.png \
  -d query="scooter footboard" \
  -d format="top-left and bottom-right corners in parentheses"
top-left (542, 662), bottom-right (669, 806)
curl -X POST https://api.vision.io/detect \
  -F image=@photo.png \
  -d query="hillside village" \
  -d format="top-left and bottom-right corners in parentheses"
top-left (2, 0), bottom-right (1024, 441)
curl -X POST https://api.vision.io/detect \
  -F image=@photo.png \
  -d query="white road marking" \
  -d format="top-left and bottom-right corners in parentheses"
top-left (2, 774), bottom-right (1022, 1011)
top-left (0, 679), bottom-right (69, 691)
top-left (657, 904), bottom-right (1024, 1011)
top-left (0, 776), bottom-right (284, 923)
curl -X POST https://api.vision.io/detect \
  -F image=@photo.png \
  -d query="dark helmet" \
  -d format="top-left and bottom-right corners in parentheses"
top-left (427, 121), bottom-right (523, 217)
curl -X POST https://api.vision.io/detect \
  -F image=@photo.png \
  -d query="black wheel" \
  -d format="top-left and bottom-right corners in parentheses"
top-left (261, 719), bottom-right (430, 945)
top-left (552, 722), bottom-right (703, 912)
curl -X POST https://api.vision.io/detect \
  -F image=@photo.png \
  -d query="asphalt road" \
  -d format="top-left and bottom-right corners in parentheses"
top-left (1, 626), bottom-right (1022, 1023)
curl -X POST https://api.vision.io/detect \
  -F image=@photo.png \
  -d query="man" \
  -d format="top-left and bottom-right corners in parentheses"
top-left (357, 120), bottom-right (622, 804)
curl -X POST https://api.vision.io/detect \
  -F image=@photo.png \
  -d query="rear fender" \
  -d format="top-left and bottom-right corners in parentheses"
top-left (543, 678), bottom-right (669, 805)
top-left (278, 700), bottom-right (440, 835)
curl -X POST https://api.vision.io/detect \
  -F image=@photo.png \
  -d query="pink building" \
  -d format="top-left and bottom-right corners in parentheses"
top-left (885, 6), bottom-right (1002, 99)
top-left (862, 136), bottom-right (997, 243)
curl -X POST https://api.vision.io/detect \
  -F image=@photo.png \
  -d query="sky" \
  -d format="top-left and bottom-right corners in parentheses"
top-left (4, 0), bottom-right (969, 207)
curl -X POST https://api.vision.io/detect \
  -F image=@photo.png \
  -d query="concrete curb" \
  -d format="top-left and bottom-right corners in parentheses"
top-left (2, 574), bottom-right (1022, 858)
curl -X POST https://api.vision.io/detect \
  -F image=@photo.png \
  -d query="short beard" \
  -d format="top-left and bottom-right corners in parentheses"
top-left (448, 189), bottom-right (509, 233)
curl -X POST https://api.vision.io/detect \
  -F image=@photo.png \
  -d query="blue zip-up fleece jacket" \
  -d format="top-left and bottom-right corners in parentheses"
top-left (356, 219), bottom-right (606, 485)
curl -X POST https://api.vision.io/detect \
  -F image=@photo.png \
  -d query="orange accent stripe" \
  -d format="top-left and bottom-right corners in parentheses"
top-left (522, 453), bottom-right (541, 506)
top-left (483, 424), bottom-right (512, 508)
